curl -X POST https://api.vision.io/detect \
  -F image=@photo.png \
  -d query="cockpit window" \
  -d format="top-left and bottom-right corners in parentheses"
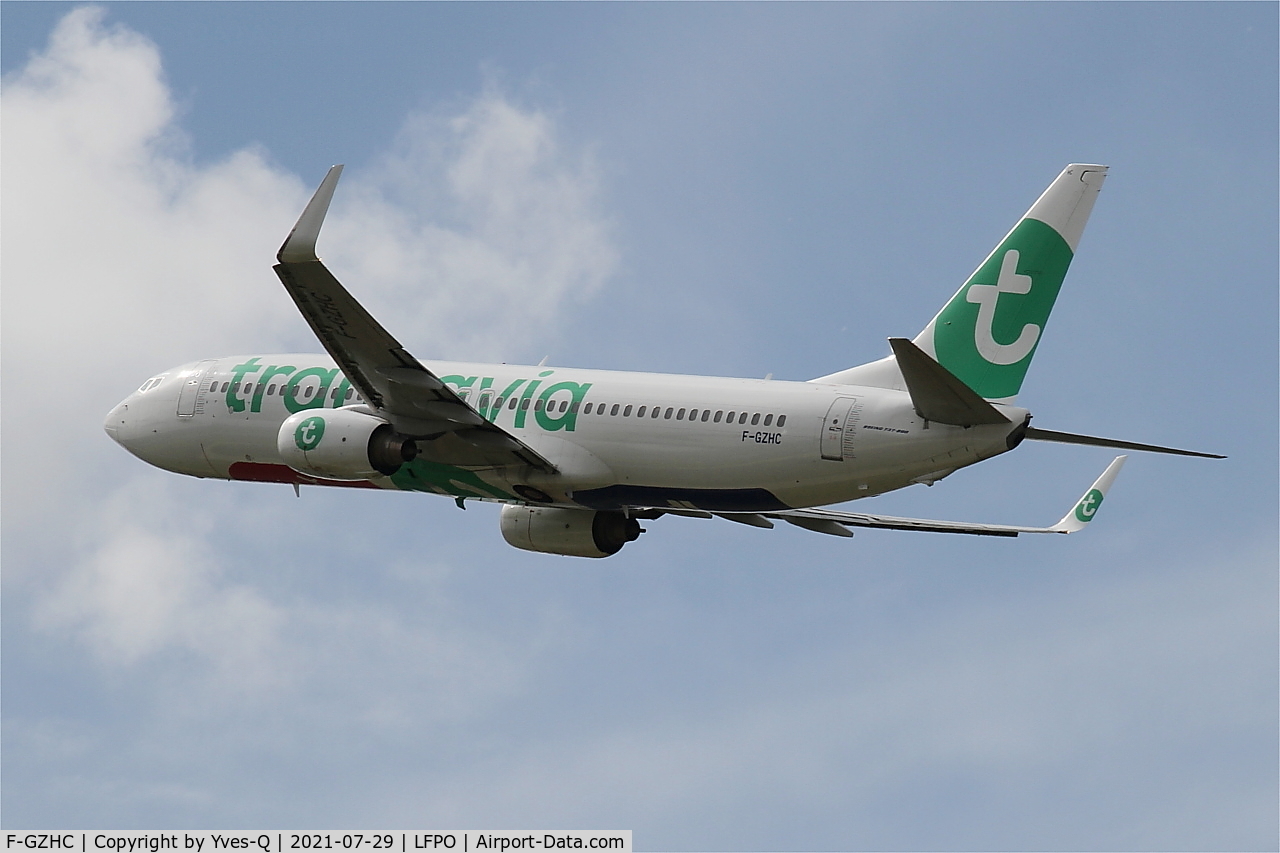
top-left (138, 377), bottom-right (164, 393)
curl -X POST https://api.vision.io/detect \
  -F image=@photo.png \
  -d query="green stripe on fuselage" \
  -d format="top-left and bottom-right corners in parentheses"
top-left (389, 458), bottom-right (515, 500)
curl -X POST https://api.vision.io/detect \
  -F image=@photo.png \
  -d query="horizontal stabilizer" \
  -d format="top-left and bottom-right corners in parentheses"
top-left (1024, 427), bottom-right (1224, 459)
top-left (889, 338), bottom-right (1010, 426)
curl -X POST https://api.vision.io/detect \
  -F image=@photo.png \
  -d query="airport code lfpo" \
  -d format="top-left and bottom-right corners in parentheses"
top-left (3, 834), bottom-right (630, 853)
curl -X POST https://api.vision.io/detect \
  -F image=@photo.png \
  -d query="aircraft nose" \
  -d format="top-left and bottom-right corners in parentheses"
top-left (104, 400), bottom-right (128, 443)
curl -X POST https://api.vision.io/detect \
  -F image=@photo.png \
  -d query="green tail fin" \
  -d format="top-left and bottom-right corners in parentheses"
top-left (914, 164), bottom-right (1108, 402)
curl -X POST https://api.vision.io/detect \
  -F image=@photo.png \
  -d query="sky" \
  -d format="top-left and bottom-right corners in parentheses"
top-left (2, 3), bottom-right (1276, 848)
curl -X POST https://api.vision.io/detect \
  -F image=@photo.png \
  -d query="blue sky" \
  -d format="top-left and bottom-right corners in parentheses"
top-left (2, 3), bottom-right (1276, 848)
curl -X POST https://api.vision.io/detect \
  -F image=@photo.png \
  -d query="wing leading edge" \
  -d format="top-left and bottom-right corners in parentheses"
top-left (274, 166), bottom-right (556, 473)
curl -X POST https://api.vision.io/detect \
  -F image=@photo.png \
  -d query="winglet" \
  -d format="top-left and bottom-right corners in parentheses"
top-left (1051, 455), bottom-right (1127, 533)
top-left (278, 165), bottom-right (344, 263)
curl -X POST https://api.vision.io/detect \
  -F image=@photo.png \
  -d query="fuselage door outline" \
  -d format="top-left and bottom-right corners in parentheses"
top-left (177, 359), bottom-right (217, 418)
top-left (820, 396), bottom-right (861, 461)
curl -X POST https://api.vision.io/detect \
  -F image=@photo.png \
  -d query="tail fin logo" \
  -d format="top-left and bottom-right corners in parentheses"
top-left (1074, 488), bottom-right (1104, 523)
top-left (966, 249), bottom-right (1041, 365)
top-left (932, 218), bottom-right (1074, 400)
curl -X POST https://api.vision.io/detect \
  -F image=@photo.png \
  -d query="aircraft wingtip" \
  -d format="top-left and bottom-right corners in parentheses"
top-left (277, 164), bottom-right (345, 264)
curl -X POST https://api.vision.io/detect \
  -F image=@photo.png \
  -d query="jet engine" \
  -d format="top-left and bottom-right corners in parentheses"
top-left (499, 505), bottom-right (642, 558)
top-left (277, 408), bottom-right (417, 480)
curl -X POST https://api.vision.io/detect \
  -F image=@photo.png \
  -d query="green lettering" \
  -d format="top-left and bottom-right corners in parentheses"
top-left (491, 378), bottom-right (526, 424)
top-left (251, 364), bottom-right (296, 412)
top-left (535, 381), bottom-right (592, 432)
top-left (440, 374), bottom-right (478, 408)
top-left (514, 379), bottom-right (542, 429)
top-left (226, 357), bottom-right (263, 413)
top-left (472, 377), bottom-right (495, 418)
top-left (330, 376), bottom-right (352, 408)
top-left (439, 374), bottom-right (478, 391)
top-left (283, 367), bottom-right (340, 414)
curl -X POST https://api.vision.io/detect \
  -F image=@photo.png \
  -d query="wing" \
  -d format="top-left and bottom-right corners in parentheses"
top-left (654, 456), bottom-right (1128, 539)
top-left (273, 166), bottom-right (556, 473)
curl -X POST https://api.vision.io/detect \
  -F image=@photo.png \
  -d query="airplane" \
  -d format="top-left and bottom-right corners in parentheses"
top-left (105, 163), bottom-right (1222, 557)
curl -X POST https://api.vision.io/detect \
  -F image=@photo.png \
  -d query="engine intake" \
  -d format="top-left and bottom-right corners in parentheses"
top-left (500, 505), bottom-right (642, 558)
top-left (277, 408), bottom-right (417, 480)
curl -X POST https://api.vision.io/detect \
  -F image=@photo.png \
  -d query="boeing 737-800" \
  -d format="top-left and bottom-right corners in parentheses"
top-left (105, 163), bottom-right (1221, 557)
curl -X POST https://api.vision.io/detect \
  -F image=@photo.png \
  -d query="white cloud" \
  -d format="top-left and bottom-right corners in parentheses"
top-left (325, 93), bottom-right (617, 361)
top-left (1, 6), bottom-right (615, 686)
top-left (32, 477), bottom-right (287, 692)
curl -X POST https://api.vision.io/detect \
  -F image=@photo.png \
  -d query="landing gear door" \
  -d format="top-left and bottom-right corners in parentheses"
top-left (177, 359), bottom-right (216, 417)
top-left (820, 396), bottom-right (862, 461)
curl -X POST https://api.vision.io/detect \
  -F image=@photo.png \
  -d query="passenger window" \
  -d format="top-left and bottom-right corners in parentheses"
top-left (701, 410), bottom-right (710, 422)
top-left (534, 399), bottom-right (544, 411)
top-left (479, 393), bottom-right (492, 410)
top-left (509, 397), bottom-right (519, 410)
top-left (714, 411), bottom-right (723, 423)
top-left (676, 408), bottom-right (686, 420)
top-left (570, 401), bottom-right (580, 413)
top-left (664, 407), bottom-right (673, 419)
top-left (610, 404), bottom-right (620, 416)
top-left (345, 388), bottom-right (354, 400)
top-left (739, 412), bottom-right (748, 424)
top-left (623, 405), bottom-right (632, 417)
top-left (777, 414), bottom-right (787, 427)
top-left (637, 406), bottom-right (646, 418)
top-left (304, 386), bottom-right (314, 398)
top-left (209, 381), bottom-right (219, 392)
top-left (521, 398), bottom-right (531, 410)
top-left (726, 411), bottom-right (735, 422)
top-left (751, 413), bottom-right (760, 425)
top-left (764, 414), bottom-right (773, 426)
top-left (267, 385), bottom-right (276, 395)
top-left (584, 403), bottom-right (593, 414)
top-left (689, 409), bottom-right (698, 420)
top-left (495, 397), bottom-right (506, 410)
top-left (559, 400), bottom-right (568, 413)
top-left (652, 407), bottom-right (661, 418)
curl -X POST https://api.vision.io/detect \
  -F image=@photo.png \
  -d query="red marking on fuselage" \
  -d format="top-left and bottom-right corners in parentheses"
top-left (228, 461), bottom-right (381, 489)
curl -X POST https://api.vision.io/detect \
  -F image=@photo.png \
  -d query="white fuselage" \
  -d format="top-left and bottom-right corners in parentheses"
top-left (106, 354), bottom-right (1028, 513)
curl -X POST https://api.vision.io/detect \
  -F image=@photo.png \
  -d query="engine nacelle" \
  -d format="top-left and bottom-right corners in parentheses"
top-left (277, 408), bottom-right (417, 480)
top-left (499, 505), bottom-right (642, 558)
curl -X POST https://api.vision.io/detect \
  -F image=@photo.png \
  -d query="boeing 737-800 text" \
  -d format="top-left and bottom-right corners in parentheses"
top-left (105, 164), bottom-right (1221, 557)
